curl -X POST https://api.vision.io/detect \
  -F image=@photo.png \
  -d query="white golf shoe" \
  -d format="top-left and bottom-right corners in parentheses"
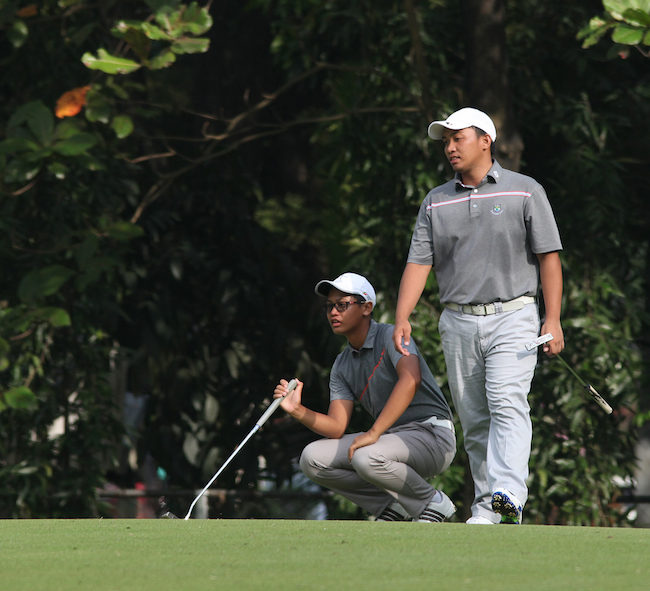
top-left (491, 489), bottom-right (523, 524)
top-left (466, 515), bottom-right (495, 525)
top-left (375, 501), bottom-right (411, 521)
top-left (416, 491), bottom-right (456, 522)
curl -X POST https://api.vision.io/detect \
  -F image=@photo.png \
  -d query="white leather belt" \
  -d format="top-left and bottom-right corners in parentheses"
top-left (422, 416), bottom-right (455, 432)
top-left (445, 295), bottom-right (535, 316)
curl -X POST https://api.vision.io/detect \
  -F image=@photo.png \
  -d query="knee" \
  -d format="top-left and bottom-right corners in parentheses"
top-left (349, 447), bottom-right (381, 478)
top-left (299, 441), bottom-right (327, 479)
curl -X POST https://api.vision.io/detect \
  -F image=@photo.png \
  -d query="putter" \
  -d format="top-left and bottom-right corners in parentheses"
top-left (163, 378), bottom-right (299, 520)
top-left (525, 333), bottom-right (613, 415)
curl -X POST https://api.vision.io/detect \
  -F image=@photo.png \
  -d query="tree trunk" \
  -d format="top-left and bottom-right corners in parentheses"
top-left (403, 0), bottom-right (434, 121)
top-left (462, 0), bottom-right (523, 171)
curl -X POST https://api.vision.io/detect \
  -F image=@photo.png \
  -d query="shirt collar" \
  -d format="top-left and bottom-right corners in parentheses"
top-left (348, 319), bottom-right (378, 354)
top-left (454, 159), bottom-right (502, 191)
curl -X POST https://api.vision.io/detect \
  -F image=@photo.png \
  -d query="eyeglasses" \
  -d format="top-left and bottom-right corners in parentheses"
top-left (322, 300), bottom-right (362, 313)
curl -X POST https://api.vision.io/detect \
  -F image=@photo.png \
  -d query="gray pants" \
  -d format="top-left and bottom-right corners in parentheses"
top-left (299, 421), bottom-right (456, 519)
top-left (439, 303), bottom-right (539, 522)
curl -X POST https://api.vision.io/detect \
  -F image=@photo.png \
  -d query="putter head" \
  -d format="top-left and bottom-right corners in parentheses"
top-left (525, 333), bottom-right (553, 351)
top-left (158, 496), bottom-right (178, 518)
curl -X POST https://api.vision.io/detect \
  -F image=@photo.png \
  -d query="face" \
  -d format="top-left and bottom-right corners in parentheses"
top-left (441, 127), bottom-right (491, 174)
top-left (323, 288), bottom-right (372, 335)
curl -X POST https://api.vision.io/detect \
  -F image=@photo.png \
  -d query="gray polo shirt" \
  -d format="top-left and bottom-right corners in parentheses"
top-left (407, 160), bottom-right (562, 305)
top-left (329, 320), bottom-right (452, 425)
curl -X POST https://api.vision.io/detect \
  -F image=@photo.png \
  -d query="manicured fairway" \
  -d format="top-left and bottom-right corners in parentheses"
top-left (1, 519), bottom-right (648, 591)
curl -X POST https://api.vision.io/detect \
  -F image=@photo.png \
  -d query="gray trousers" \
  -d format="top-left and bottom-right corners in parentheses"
top-left (299, 421), bottom-right (456, 519)
top-left (439, 303), bottom-right (539, 522)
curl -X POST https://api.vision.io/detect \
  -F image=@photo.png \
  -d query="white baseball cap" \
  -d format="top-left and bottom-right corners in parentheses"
top-left (427, 107), bottom-right (497, 142)
top-left (314, 272), bottom-right (376, 306)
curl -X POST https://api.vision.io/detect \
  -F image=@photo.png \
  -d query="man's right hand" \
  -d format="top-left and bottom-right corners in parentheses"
top-left (392, 320), bottom-right (412, 356)
top-left (392, 263), bottom-right (431, 356)
top-left (273, 378), bottom-right (303, 414)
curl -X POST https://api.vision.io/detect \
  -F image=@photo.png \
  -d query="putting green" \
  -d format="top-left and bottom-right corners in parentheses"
top-left (1, 519), bottom-right (647, 590)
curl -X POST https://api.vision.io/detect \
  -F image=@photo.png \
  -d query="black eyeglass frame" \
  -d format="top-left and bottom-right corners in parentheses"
top-left (321, 299), bottom-right (365, 313)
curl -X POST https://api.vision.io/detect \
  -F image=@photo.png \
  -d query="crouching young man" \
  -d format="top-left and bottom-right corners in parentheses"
top-left (274, 272), bottom-right (456, 522)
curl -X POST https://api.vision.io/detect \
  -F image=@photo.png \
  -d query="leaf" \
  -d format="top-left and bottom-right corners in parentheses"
top-left (171, 37), bottom-right (210, 55)
top-left (54, 119), bottom-right (84, 140)
top-left (611, 23), bottom-right (645, 44)
top-left (35, 307), bottom-right (72, 327)
top-left (0, 337), bottom-right (9, 372)
top-left (52, 132), bottom-right (97, 156)
top-left (0, 137), bottom-right (40, 155)
top-left (603, 0), bottom-right (631, 20)
top-left (7, 19), bottom-right (29, 48)
top-left (111, 22), bottom-right (152, 60)
top-left (105, 221), bottom-right (144, 241)
top-left (623, 8), bottom-right (650, 27)
top-left (74, 234), bottom-right (100, 269)
top-left (141, 22), bottom-right (172, 41)
top-left (3, 387), bottom-right (38, 411)
top-left (577, 18), bottom-right (612, 48)
top-left (3, 159), bottom-right (41, 183)
top-left (55, 86), bottom-right (92, 119)
top-left (111, 115), bottom-right (134, 139)
top-left (181, 3), bottom-right (213, 35)
top-left (81, 49), bottom-right (141, 75)
top-left (149, 49), bottom-right (176, 69)
top-left (17, 265), bottom-right (75, 303)
top-left (85, 93), bottom-right (112, 124)
top-left (47, 161), bottom-right (68, 179)
top-left (605, 0), bottom-right (650, 20)
top-left (183, 432), bottom-right (200, 466)
top-left (16, 5), bottom-right (38, 18)
top-left (8, 101), bottom-right (54, 145)
top-left (153, 2), bottom-right (212, 37)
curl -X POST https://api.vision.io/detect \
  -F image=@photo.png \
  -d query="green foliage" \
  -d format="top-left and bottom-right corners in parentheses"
top-left (82, 48), bottom-right (142, 74)
top-left (83, 1), bottom-right (212, 73)
top-left (579, 0), bottom-right (650, 56)
top-left (0, 0), bottom-right (647, 524)
top-left (0, 100), bottom-right (98, 185)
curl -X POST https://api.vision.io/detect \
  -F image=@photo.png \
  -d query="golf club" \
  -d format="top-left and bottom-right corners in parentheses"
top-left (525, 333), bottom-right (613, 415)
top-left (160, 378), bottom-right (299, 520)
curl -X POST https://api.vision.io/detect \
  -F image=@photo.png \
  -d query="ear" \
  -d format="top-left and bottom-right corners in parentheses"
top-left (361, 302), bottom-right (373, 317)
top-left (480, 134), bottom-right (492, 151)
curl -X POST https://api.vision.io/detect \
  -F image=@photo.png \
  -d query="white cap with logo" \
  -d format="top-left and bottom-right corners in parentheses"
top-left (314, 272), bottom-right (376, 306)
top-left (427, 107), bottom-right (497, 142)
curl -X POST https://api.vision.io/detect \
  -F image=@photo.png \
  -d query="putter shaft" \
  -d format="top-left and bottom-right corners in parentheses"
top-left (183, 379), bottom-right (298, 520)
top-left (525, 334), bottom-right (613, 415)
top-left (554, 354), bottom-right (613, 415)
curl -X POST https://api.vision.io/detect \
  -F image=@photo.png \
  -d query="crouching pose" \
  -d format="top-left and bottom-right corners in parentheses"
top-left (274, 272), bottom-right (456, 522)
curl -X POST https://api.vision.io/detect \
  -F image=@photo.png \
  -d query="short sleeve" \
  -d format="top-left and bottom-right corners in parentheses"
top-left (329, 358), bottom-right (354, 401)
top-left (525, 183), bottom-right (563, 254)
top-left (407, 198), bottom-right (435, 266)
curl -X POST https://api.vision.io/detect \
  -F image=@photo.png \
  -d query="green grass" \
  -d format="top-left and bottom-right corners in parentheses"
top-left (1, 519), bottom-right (648, 591)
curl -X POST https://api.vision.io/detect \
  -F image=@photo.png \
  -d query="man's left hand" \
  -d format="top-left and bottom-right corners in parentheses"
top-left (348, 431), bottom-right (379, 461)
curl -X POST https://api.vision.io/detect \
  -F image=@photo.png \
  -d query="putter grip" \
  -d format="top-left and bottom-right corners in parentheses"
top-left (256, 379), bottom-right (298, 427)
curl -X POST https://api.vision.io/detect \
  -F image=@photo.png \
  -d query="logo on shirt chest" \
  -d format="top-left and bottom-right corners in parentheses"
top-left (490, 203), bottom-right (503, 216)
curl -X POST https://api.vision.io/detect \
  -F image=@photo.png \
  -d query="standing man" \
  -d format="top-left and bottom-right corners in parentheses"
top-left (274, 272), bottom-right (456, 522)
top-left (393, 107), bottom-right (564, 524)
